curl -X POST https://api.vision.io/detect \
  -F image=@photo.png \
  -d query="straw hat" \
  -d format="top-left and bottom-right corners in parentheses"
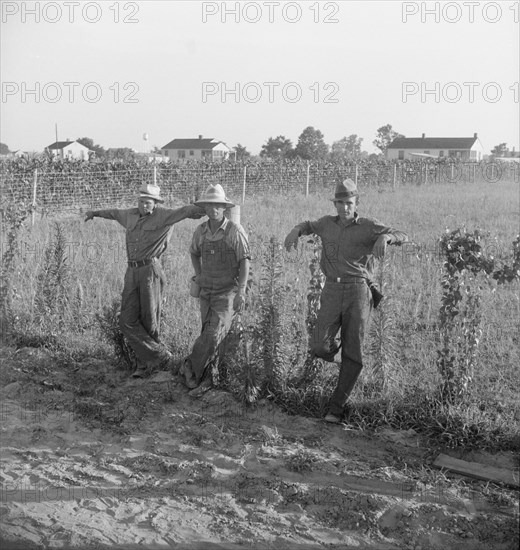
top-left (139, 183), bottom-right (164, 203)
top-left (194, 184), bottom-right (235, 207)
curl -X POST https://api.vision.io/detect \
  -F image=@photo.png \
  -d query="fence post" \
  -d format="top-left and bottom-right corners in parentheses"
top-left (153, 165), bottom-right (157, 186)
top-left (393, 163), bottom-right (397, 188)
top-left (242, 165), bottom-right (247, 204)
top-left (354, 164), bottom-right (358, 186)
top-left (305, 161), bottom-right (310, 197)
top-left (31, 169), bottom-right (38, 226)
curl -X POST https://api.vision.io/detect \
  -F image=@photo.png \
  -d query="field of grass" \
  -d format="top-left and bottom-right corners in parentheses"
top-left (2, 179), bottom-right (519, 452)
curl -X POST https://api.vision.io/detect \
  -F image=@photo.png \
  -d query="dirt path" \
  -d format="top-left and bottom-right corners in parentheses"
top-left (0, 347), bottom-right (518, 549)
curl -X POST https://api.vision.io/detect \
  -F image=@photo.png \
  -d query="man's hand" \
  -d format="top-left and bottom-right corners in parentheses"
top-left (373, 235), bottom-right (391, 259)
top-left (187, 205), bottom-right (206, 219)
top-left (84, 211), bottom-right (95, 222)
top-left (284, 228), bottom-right (300, 251)
top-left (233, 289), bottom-right (246, 312)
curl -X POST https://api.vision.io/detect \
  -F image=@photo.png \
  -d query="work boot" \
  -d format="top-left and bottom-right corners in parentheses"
top-left (324, 413), bottom-right (343, 424)
top-left (188, 378), bottom-right (212, 398)
top-left (180, 359), bottom-right (198, 389)
top-left (131, 366), bottom-right (148, 379)
top-left (169, 357), bottom-right (183, 376)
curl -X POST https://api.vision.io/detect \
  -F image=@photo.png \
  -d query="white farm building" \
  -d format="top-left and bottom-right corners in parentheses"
top-left (161, 136), bottom-right (231, 161)
top-left (46, 140), bottom-right (91, 161)
top-left (387, 133), bottom-right (484, 161)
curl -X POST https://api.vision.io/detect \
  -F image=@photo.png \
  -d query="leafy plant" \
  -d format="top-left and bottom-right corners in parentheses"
top-left (95, 297), bottom-right (136, 370)
top-left (366, 254), bottom-right (401, 393)
top-left (286, 448), bottom-right (317, 472)
top-left (34, 223), bottom-right (73, 330)
top-left (437, 228), bottom-right (520, 404)
top-left (297, 235), bottom-right (325, 386)
top-left (0, 200), bottom-right (33, 337)
top-left (254, 237), bottom-right (287, 394)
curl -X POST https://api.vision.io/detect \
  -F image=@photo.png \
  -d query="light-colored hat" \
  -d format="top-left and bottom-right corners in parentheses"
top-left (139, 183), bottom-right (164, 203)
top-left (194, 184), bottom-right (235, 207)
top-left (331, 178), bottom-right (358, 201)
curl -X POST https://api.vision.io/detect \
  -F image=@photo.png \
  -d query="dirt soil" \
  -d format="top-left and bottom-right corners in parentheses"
top-left (0, 346), bottom-right (518, 550)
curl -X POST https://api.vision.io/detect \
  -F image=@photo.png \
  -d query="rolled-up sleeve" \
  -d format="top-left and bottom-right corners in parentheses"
top-left (371, 220), bottom-right (408, 245)
top-left (229, 225), bottom-right (251, 262)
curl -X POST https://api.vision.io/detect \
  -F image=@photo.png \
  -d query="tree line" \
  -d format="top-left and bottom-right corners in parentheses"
top-left (1, 124), bottom-right (517, 162)
top-left (236, 124), bottom-right (403, 161)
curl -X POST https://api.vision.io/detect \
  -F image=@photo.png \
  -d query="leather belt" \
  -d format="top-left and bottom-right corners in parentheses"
top-left (128, 258), bottom-right (155, 268)
top-left (326, 276), bottom-right (366, 284)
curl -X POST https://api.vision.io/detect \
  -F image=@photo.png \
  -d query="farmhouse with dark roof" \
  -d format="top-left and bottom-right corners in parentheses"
top-left (161, 135), bottom-right (231, 161)
top-left (387, 133), bottom-right (484, 161)
top-left (46, 140), bottom-right (91, 161)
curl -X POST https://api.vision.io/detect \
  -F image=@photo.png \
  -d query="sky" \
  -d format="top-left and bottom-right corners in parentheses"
top-left (1, 0), bottom-right (519, 155)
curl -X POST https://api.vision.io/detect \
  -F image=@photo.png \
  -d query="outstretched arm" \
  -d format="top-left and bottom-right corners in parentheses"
top-left (284, 227), bottom-right (301, 251)
top-left (372, 224), bottom-right (408, 259)
top-left (163, 204), bottom-right (205, 225)
top-left (84, 209), bottom-right (127, 225)
top-left (284, 220), bottom-right (318, 251)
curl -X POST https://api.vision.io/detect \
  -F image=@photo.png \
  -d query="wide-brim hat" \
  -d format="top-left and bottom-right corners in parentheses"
top-left (194, 184), bottom-right (235, 207)
top-left (331, 178), bottom-right (358, 201)
top-left (139, 183), bottom-right (164, 203)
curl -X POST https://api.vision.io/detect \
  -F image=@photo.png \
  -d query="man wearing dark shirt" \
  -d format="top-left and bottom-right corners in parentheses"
top-left (85, 184), bottom-right (204, 378)
top-left (284, 179), bottom-right (408, 423)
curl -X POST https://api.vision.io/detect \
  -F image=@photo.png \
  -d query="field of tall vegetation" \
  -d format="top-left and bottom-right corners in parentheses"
top-left (1, 179), bottom-right (519, 452)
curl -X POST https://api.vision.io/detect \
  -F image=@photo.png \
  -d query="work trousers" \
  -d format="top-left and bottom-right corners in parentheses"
top-left (311, 281), bottom-right (373, 417)
top-left (189, 287), bottom-right (236, 384)
top-left (119, 262), bottom-right (170, 368)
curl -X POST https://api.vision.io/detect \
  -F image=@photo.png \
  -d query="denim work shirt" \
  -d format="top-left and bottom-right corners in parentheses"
top-left (295, 213), bottom-right (408, 279)
top-left (95, 207), bottom-right (187, 262)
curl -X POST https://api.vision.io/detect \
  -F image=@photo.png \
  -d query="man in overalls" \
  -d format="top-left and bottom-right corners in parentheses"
top-left (181, 184), bottom-right (250, 397)
top-left (85, 183), bottom-right (204, 378)
top-left (284, 179), bottom-right (408, 423)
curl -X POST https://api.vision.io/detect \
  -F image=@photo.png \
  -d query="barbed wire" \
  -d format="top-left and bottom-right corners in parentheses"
top-left (1, 158), bottom-right (518, 213)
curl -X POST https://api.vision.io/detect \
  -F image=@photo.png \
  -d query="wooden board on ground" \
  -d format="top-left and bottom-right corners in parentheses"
top-left (433, 453), bottom-right (519, 488)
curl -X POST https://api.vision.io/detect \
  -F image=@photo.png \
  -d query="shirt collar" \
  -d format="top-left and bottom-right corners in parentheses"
top-left (203, 216), bottom-right (228, 234)
top-left (337, 212), bottom-right (359, 227)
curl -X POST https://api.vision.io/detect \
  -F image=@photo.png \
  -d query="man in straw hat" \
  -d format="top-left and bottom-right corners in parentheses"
top-left (180, 184), bottom-right (250, 397)
top-left (284, 178), bottom-right (408, 424)
top-left (85, 183), bottom-right (204, 378)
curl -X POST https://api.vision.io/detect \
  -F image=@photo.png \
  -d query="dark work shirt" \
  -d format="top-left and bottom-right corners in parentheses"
top-left (95, 206), bottom-right (190, 262)
top-left (295, 213), bottom-right (408, 279)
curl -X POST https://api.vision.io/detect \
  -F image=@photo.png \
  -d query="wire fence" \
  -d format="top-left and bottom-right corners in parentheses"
top-left (1, 157), bottom-right (518, 214)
